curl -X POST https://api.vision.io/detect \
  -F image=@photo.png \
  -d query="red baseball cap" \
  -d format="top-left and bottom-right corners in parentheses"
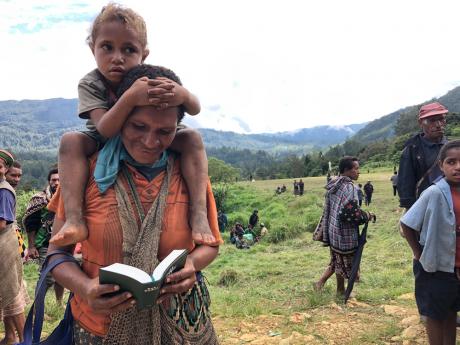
top-left (418, 102), bottom-right (448, 119)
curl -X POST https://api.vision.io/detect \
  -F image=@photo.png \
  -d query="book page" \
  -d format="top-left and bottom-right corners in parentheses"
top-left (102, 263), bottom-right (152, 284)
top-left (152, 249), bottom-right (186, 282)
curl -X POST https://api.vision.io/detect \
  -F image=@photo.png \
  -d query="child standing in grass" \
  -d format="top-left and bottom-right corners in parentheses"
top-left (400, 140), bottom-right (460, 345)
top-left (52, 3), bottom-right (215, 246)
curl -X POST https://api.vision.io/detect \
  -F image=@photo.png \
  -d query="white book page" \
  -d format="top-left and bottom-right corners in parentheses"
top-left (152, 250), bottom-right (184, 282)
top-left (103, 263), bottom-right (152, 284)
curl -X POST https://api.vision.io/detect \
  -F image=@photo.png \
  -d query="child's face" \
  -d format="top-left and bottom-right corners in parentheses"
top-left (440, 147), bottom-right (460, 186)
top-left (91, 21), bottom-right (149, 88)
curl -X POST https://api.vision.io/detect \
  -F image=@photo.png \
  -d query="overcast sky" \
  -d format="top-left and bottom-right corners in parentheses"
top-left (1, 0), bottom-right (460, 133)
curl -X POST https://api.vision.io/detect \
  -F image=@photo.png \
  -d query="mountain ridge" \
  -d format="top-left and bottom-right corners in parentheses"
top-left (0, 97), bottom-right (366, 154)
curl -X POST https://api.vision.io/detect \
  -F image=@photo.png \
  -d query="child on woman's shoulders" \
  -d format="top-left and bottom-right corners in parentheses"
top-left (52, 3), bottom-right (216, 247)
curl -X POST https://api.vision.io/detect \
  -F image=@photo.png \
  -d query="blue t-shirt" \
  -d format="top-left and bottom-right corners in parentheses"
top-left (0, 189), bottom-right (15, 224)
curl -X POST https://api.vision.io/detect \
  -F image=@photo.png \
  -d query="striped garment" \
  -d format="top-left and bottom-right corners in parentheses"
top-left (321, 176), bottom-right (369, 254)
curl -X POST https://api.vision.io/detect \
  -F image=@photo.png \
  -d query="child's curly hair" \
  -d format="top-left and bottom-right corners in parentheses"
top-left (87, 3), bottom-right (148, 50)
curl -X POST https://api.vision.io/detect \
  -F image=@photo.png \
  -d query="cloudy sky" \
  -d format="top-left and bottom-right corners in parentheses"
top-left (1, 0), bottom-right (460, 133)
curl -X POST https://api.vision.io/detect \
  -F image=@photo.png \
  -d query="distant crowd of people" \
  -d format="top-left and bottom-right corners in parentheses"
top-left (227, 209), bottom-right (268, 249)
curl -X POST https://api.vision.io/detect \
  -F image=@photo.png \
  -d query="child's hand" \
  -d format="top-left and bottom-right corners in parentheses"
top-left (127, 77), bottom-right (154, 106)
top-left (147, 77), bottom-right (188, 109)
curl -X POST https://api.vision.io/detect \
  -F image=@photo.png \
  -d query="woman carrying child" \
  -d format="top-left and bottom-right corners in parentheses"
top-left (52, 2), bottom-right (215, 247)
top-left (401, 140), bottom-right (460, 345)
top-left (48, 64), bottom-right (222, 345)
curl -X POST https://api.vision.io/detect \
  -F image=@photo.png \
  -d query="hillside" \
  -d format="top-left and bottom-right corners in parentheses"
top-left (352, 84), bottom-right (460, 144)
top-left (0, 98), bottom-right (365, 154)
top-left (0, 98), bottom-right (82, 152)
top-left (200, 124), bottom-right (366, 153)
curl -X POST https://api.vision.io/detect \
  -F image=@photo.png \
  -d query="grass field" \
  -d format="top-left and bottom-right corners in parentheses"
top-left (1, 170), bottom-right (436, 344)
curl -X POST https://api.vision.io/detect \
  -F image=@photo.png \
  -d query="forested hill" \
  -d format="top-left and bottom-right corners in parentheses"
top-left (0, 98), bottom-right (82, 152)
top-left (199, 124), bottom-right (365, 153)
top-left (352, 85), bottom-right (460, 143)
top-left (0, 98), bottom-right (365, 154)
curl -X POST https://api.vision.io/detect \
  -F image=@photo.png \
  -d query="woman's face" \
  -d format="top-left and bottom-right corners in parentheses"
top-left (121, 105), bottom-right (178, 165)
top-left (0, 160), bottom-right (7, 179)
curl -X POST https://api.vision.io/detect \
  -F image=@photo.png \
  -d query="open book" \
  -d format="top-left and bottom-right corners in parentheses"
top-left (99, 249), bottom-right (188, 309)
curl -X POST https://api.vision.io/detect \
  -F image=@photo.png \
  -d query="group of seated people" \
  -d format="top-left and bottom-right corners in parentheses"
top-left (229, 222), bottom-right (268, 249)
top-left (275, 185), bottom-right (287, 194)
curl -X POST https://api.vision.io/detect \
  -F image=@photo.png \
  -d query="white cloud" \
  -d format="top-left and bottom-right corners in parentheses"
top-left (1, 0), bottom-right (460, 133)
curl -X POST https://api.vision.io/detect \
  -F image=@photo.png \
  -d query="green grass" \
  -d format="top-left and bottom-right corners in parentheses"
top-left (3, 169), bottom-right (420, 344)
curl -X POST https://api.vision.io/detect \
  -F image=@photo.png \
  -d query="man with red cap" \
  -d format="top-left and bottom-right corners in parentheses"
top-left (397, 102), bottom-right (448, 210)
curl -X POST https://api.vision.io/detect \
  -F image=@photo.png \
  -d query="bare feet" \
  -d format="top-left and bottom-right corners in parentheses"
top-left (190, 210), bottom-right (216, 244)
top-left (313, 281), bottom-right (323, 292)
top-left (50, 220), bottom-right (88, 246)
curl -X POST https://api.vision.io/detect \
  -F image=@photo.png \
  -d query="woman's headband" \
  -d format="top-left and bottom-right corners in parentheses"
top-left (0, 149), bottom-right (14, 167)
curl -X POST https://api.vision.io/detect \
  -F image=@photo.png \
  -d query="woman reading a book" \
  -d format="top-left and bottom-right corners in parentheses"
top-left (47, 65), bottom-right (223, 345)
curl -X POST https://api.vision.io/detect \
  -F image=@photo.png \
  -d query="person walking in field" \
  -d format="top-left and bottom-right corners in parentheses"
top-left (299, 179), bottom-right (305, 195)
top-left (357, 183), bottom-right (364, 207)
top-left (390, 171), bottom-right (398, 197)
top-left (314, 156), bottom-right (375, 296)
top-left (363, 181), bottom-right (374, 206)
top-left (293, 180), bottom-right (299, 195)
top-left (400, 140), bottom-right (460, 345)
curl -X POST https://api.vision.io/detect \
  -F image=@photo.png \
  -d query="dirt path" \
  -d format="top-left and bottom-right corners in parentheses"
top-left (0, 294), bottom-right (446, 344)
top-left (213, 294), bottom-right (432, 345)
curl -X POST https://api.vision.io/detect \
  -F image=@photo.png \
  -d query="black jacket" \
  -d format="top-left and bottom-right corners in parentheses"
top-left (397, 133), bottom-right (446, 208)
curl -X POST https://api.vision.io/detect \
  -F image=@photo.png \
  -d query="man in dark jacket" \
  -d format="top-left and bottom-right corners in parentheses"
top-left (396, 101), bottom-right (449, 324)
top-left (249, 209), bottom-right (259, 229)
top-left (397, 102), bottom-right (448, 210)
top-left (363, 181), bottom-right (374, 206)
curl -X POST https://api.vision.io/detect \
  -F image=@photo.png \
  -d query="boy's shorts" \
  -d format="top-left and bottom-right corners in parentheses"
top-left (413, 259), bottom-right (460, 320)
top-left (80, 129), bottom-right (107, 150)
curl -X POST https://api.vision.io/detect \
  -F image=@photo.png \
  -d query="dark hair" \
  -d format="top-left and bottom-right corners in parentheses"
top-left (116, 64), bottom-right (185, 123)
top-left (339, 156), bottom-right (358, 174)
top-left (358, 183), bottom-right (362, 187)
top-left (11, 161), bottom-right (21, 169)
top-left (47, 168), bottom-right (58, 182)
top-left (438, 140), bottom-right (460, 163)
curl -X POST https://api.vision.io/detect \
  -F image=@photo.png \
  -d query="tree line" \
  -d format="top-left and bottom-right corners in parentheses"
top-left (10, 112), bottom-right (460, 188)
